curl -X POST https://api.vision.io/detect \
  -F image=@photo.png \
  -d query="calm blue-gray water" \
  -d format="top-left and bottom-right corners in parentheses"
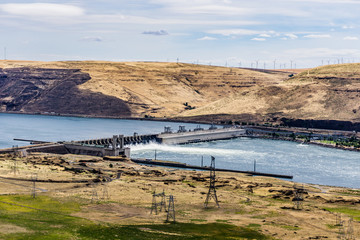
top-left (0, 113), bottom-right (206, 148)
top-left (1, 113), bottom-right (359, 188)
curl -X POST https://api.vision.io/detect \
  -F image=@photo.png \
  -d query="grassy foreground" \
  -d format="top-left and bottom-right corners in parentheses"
top-left (0, 195), bottom-right (271, 240)
top-left (1, 154), bottom-right (359, 239)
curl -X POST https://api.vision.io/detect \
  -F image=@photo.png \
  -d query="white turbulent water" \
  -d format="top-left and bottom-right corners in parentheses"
top-left (130, 138), bottom-right (360, 189)
top-left (130, 142), bottom-right (263, 157)
top-left (1, 113), bottom-right (359, 188)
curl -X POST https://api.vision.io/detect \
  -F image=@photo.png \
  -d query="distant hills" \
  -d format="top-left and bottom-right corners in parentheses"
top-left (0, 60), bottom-right (359, 127)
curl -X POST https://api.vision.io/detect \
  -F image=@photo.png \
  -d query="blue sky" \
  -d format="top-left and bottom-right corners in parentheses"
top-left (0, 0), bottom-right (359, 68)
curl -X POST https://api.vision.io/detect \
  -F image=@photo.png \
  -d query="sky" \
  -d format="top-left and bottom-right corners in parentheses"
top-left (0, 0), bottom-right (360, 68)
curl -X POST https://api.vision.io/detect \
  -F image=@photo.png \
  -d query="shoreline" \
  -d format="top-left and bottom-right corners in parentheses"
top-left (246, 135), bottom-right (360, 152)
top-left (0, 111), bottom-right (212, 125)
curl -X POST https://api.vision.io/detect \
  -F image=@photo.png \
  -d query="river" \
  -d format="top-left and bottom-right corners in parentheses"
top-left (1, 113), bottom-right (359, 188)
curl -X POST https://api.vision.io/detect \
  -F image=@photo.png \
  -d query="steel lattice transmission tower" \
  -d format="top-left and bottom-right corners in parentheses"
top-left (150, 190), bottom-right (167, 215)
top-left (166, 195), bottom-right (175, 222)
top-left (91, 185), bottom-right (99, 203)
top-left (292, 184), bottom-right (304, 210)
top-left (204, 156), bottom-right (220, 208)
top-left (344, 218), bottom-right (355, 240)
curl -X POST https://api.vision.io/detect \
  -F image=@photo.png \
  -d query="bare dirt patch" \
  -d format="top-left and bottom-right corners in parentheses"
top-left (0, 223), bottom-right (29, 234)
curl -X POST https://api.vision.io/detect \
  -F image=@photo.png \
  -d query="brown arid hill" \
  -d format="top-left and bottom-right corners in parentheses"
top-left (0, 60), bottom-right (359, 123)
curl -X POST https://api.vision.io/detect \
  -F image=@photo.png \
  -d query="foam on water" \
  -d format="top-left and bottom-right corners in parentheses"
top-left (130, 142), bottom-right (263, 157)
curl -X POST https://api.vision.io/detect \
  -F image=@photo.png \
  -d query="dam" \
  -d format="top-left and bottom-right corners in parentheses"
top-left (2, 125), bottom-right (246, 158)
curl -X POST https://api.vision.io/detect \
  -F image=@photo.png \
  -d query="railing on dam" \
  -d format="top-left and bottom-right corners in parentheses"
top-left (76, 133), bottom-right (158, 146)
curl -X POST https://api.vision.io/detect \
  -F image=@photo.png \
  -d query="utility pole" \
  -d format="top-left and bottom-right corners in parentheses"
top-left (31, 173), bottom-right (37, 198)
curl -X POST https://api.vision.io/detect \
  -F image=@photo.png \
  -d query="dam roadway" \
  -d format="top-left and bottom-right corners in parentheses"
top-left (157, 127), bottom-right (246, 144)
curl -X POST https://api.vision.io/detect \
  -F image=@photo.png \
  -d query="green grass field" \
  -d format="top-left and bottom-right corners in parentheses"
top-left (0, 195), bottom-right (272, 240)
top-left (324, 207), bottom-right (360, 221)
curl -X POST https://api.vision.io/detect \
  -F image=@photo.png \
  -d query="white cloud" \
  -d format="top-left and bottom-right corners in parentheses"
top-left (174, 5), bottom-right (254, 15)
top-left (344, 36), bottom-right (358, 40)
top-left (259, 33), bottom-right (271, 38)
top-left (0, 3), bottom-right (84, 17)
top-left (304, 34), bottom-right (331, 39)
top-left (142, 30), bottom-right (169, 36)
top-left (77, 14), bottom-right (260, 27)
top-left (150, 0), bottom-right (308, 17)
top-left (251, 38), bottom-right (266, 41)
top-left (342, 25), bottom-right (355, 29)
top-left (207, 29), bottom-right (260, 36)
top-left (197, 36), bottom-right (217, 40)
top-left (284, 33), bottom-right (298, 39)
top-left (149, 0), bottom-right (255, 15)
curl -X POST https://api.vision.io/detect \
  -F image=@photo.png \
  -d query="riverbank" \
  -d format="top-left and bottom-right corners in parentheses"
top-left (247, 135), bottom-right (360, 153)
top-left (0, 152), bottom-right (359, 239)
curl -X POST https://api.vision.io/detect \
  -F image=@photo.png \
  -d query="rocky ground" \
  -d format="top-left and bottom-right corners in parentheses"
top-left (0, 153), bottom-right (359, 239)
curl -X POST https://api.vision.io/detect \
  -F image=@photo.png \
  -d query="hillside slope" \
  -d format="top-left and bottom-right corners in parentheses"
top-left (0, 60), bottom-right (359, 123)
top-left (181, 64), bottom-right (360, 123)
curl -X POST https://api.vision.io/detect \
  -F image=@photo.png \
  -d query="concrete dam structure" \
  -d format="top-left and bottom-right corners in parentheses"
top-left (3, 126), bottom-right (247, 157)
top-left (77, 133), bottom-right (158, 146)
top-left (157, 126), bottom-right (246, 144)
